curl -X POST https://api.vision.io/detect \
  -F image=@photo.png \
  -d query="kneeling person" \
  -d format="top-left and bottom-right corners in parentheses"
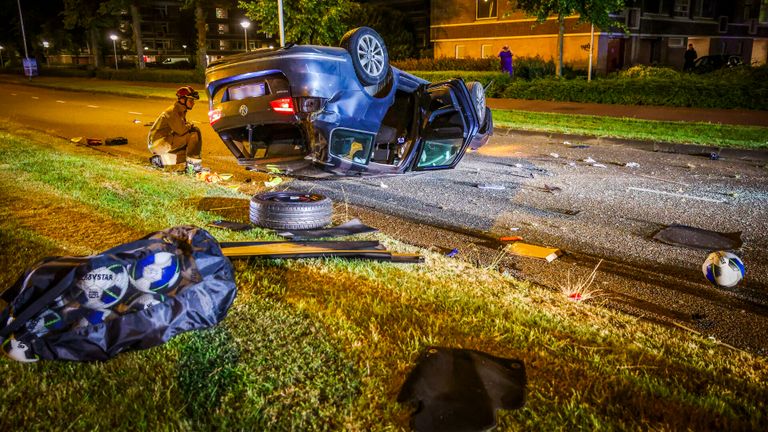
top-left (148, 86), bottom-right (204, 174)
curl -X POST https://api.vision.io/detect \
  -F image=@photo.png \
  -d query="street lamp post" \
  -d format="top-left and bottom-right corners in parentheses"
top-left (109, 34), bottom-right (118, 70)
top-left (240, 20), bottom-right (250, 52)
top-left (42, 41), bottom-right (49, 67)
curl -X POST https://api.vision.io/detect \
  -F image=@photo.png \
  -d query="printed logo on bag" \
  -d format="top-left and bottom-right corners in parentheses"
top-left (239, 104), bottom-right (248, 116)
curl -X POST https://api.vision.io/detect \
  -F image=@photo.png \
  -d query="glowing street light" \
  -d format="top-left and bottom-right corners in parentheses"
top-left (109, 34), bottom-right (118, 70)
top-left (42, 40), bottom-right (49, 67)
top-left (0, 46), bottom-right (5, 68)
top-left (240, 20), bottom-right (250, 52)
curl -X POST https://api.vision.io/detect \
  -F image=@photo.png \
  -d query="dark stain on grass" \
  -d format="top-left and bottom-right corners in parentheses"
top-left (176, 327), bottom-right (241, 422)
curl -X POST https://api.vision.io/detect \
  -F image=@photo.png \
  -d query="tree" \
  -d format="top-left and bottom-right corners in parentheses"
top-left (103, 0), bottom-right (148, 69)
top-left (238, 0), bottom-right (355, 46)
top-left (345, 3), bottom-right (417, 60)
top-left (62, 0), bottom-right (117, 69)
top-left (513, 0), bottom-right (625, 77)
top-left (180, 0), bottom-right (208, 70)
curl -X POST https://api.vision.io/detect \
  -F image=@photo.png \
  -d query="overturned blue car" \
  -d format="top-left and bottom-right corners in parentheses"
top-left (205, 27), bottom-right (492, 178)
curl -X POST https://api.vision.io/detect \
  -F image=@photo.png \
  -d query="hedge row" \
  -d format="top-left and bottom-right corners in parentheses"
top-left (409, 68), bottom-right (768, 110)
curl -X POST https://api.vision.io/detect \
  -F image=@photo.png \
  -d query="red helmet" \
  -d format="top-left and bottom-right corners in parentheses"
top-left (176, 86), bottom-right (200, 100)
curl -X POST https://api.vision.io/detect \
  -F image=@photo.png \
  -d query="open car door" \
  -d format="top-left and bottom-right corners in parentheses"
top-left (411, 80), bottom-right (479, 172)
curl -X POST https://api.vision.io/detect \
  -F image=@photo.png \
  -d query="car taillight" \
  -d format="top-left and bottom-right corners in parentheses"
top-left (208, 108), bottom-right (223, 125)
top-left (270, 97), bottom-right (295, 114)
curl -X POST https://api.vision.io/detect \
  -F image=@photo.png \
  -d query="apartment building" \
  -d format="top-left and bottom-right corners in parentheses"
top-left (431, 0), bottom-right (768, 73)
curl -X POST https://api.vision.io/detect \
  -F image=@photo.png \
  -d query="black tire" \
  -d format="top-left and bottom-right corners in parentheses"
top-left (466, 81), bottom-right (486, 125)
top-left (340, 27), bottom-right (389, 86)
top-left (249, 192), bottom-right (332, 230)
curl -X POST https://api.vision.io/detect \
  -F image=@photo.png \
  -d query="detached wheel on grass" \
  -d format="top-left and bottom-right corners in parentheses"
top-left (249, 192), bottom-right (332, 230)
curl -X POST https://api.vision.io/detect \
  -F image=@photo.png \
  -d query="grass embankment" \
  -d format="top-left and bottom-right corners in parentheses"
top-left (0, 125), bottom-right (767, 430)
top-left (493, 110), bottom-right (768, 149)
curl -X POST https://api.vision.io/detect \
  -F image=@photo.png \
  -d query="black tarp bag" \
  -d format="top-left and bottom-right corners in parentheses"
top-left (0, 226), bottom-right (236, 362)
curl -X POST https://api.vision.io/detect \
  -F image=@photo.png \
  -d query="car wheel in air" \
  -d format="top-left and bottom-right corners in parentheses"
top-left (249, 192), bottom-right (333, 230)
top-left (466, 81), bottom-right (486, 125)
top-left (340, 26), bottom-right (389, 86)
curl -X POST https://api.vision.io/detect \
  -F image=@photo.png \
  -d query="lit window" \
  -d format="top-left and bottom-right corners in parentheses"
top-left (216, 8), bottom-right (228, 19)
top-left (481, 44), bottom-right (493, 58)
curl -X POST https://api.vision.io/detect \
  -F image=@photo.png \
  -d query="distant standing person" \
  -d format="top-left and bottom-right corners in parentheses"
top-left (684, 43), bottom-right (697, 71)
top-left (498, 45), bottom-right (514, 78)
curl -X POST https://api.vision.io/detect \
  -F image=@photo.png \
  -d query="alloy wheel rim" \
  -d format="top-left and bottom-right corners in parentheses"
top-left (357, 34), bottom-right (384, 76)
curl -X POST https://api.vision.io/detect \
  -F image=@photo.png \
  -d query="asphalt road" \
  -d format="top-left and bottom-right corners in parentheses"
top-left (2, 82), bottom-right (767, 354)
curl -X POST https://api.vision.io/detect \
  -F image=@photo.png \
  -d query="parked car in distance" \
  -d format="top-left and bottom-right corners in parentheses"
top-left (204, 27), bottom-right (492, 178)
top-left (692, 55), bottom-right (743, 73)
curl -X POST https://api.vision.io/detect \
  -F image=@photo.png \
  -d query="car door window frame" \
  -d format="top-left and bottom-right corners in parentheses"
top-left (329, 127), bottom-right (376, 166)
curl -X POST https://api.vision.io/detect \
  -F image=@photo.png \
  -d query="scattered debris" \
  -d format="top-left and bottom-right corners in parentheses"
top-left (446, 248), bottom-right (459, 258)
top-left (549, 153), bottom-right (560, 158)
top-left (702, 251), bottom-right (745, 288)
top-left (264, 177), bottom-right (283, 187)
top-left (85, 138), bottom-right (103, 146)
top-left (133, 119), bottom-right (142, 124)
top-left (545, 208), bottom-right (580, 216)
top-left (380, 182), bottom-right (389, 189)
top-left (567, 162), bottom-right (577, 167)
top-left (583, 157), bottom-right (596, 164)
top-left (591, 163), bottom-right (607, 168)
top-left (196, 172), bottom-right (223, 183)
top-left (563, 141), bottom-right (571, 146)
top-left (105, 137), bottom-right (128, 146)
top-left (478, 183), bottom-right (506, 190)
top-left (710, 152), bottom-right (721, 160)
top-left (499, 236), bottom-right (523, 242)
top-left (625, 162), bottom-right (640, 168)
top-left (144, 122), bottom-right (154, 126)
top-left (542, 184), bottom-right (561, 193)
top-left (219, 173), bottom-right (233, 181)
top-left (508, 227), bottom-right (521, 231)
top-left (561, 260), bottom-right (603, 302)
top-left (265, 164), bottom-right (282, 174)
top-left (653, 224), bottom-right (742, 250)
top-left (276, 218), bottom-right (378, 240)
top-left (504, 242), bottom-right (561, 262)
top-left (208, 220), bottom-right (254, 231)
top-left (513, 163), bottom-right (524, 168)
top-left (686, 163), bottom-right (697, 169)
top-left (70, 137), bottom-right (83, 144)
top-left (627, 187), bottom-right (726, 204)
top-left (568, 144), bottom-right (590, 149)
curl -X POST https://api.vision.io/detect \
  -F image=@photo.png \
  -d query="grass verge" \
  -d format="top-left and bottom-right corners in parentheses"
top-left (0, 126), bottom-right (766, 430)
top-left (493, 109), bottom-right (768, 149)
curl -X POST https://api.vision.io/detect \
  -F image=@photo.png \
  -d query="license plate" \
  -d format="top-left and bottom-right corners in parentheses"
top-left (229, 82), bottom-right (266, 100)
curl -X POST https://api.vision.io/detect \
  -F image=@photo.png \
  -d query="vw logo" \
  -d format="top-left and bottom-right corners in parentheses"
top-left (239, 104), bottom-right (248, 116)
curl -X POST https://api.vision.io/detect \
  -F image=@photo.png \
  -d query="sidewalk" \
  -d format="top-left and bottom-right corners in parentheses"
top-left (487, 98), bottom-right (768, 127)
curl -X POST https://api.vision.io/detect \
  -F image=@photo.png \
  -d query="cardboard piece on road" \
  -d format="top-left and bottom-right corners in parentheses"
top-left (105, 137), bottom-right (128, 146)
top-left (505, 242), bottom-right (562, 262)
